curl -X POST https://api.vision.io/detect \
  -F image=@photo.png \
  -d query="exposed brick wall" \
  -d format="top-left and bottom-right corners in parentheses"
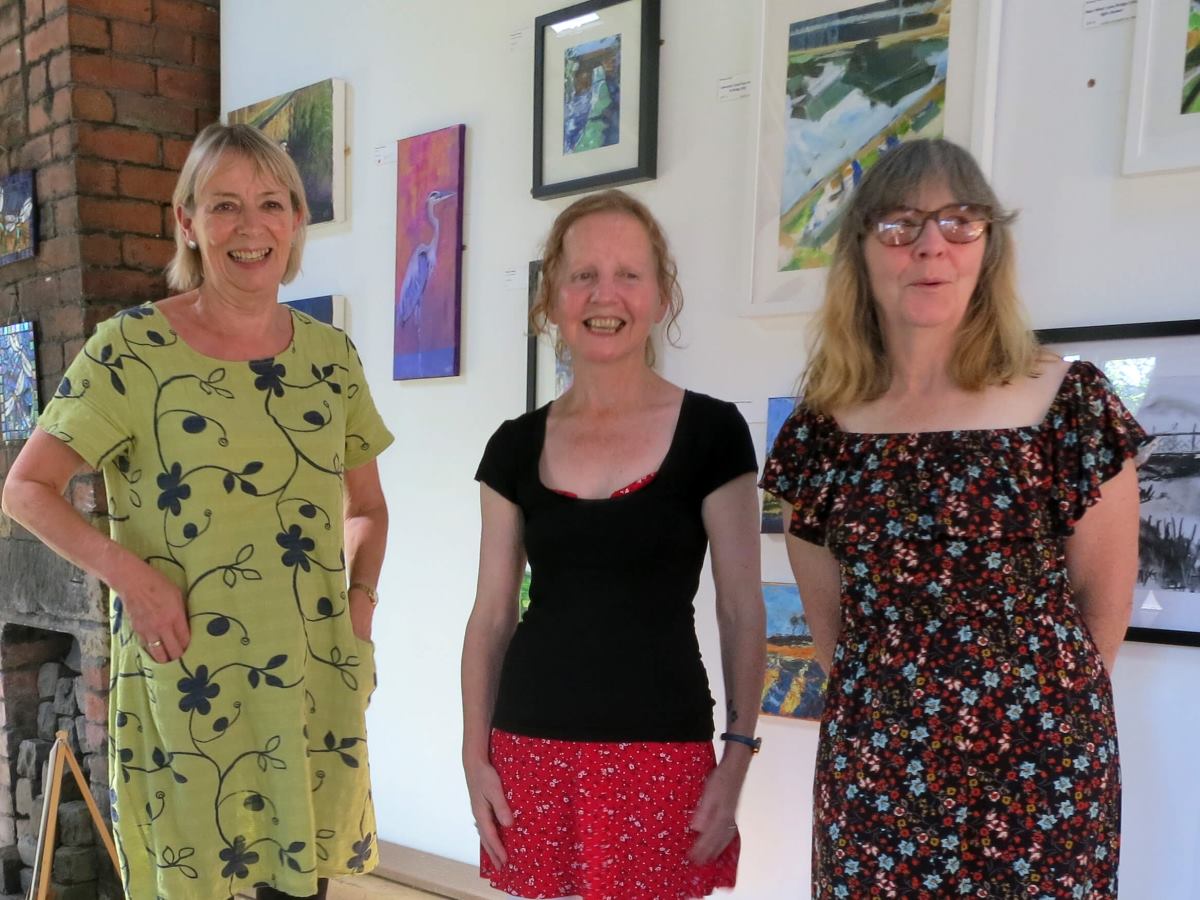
top-left (0, 2), bottom-right (219, 890)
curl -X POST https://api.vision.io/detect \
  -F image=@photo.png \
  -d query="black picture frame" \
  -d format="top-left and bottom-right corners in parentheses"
top-left (532, 0), bottom-right (660, 200)
top-left (525, 261), bottom-right (542, 413)
top-left (1036, 318), bottom-right (1200, 648)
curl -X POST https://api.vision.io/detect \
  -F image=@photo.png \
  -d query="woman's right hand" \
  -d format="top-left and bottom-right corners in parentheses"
top-left (113, 561), bottom-right (191, 664)
top-left (465, 758), bottom-right (513, 869)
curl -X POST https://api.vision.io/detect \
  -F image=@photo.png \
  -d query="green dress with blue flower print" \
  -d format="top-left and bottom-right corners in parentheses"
top-left (38, 304), bottom-right (393, 899)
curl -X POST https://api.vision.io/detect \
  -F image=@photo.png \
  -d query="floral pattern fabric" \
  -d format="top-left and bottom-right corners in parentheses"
top-left (760, 362), bottom-right (1146, 899)
top-left (38, 304), bottom-right (393, 899)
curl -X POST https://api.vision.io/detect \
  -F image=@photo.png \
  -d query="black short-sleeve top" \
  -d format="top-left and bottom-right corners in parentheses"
top-left (475, 390), bottom-right (758, 742)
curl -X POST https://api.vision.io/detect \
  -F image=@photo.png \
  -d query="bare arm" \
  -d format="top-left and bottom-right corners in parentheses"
top-left (782, 504), bottom-right (843, 674)
top-left (1067, 461), bottom-right (1139, 672)
top-left (1, 427), bottom-right (189, 662)
top-left (689, 472), bottom-right (765, 863)
top-left (461, 483), bottom-right (524, 868)
top-left (343, 459), bottom-right (388, 641)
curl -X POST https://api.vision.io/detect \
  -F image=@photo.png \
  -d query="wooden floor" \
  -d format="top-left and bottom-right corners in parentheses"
top-left (328, 875), bottom-right (447, 898)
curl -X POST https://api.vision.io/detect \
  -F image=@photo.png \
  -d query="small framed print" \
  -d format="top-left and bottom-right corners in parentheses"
top-left (532, 0), bottom-right (660, 199)
top-left (1037, 318), bottom-right (1200, 647)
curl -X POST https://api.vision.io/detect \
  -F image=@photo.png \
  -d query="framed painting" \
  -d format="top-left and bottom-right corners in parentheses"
top-left (745, 0), bottom-right (1003, 317)
top-left (0, 170), bottom-right (37, 267)
top-left (1123, 0), bottom-right (1200, 174)
top-left (532, 0), bottom-right (660, 199)
top-left (393, 124), bottom-right (466, 381)
top-left (762, 396), bottom-right (798, 533)
top-left (525, 261), bottom-right (574, 410)
top-left (228, 78), bottom-right (347, 226)
top-left (282, 294), bottom-right (346, 328)
top-left (761, 582), bottom-right (826, 720)
top-left (1036, 318), bottom-right (1200, 647)
top-left (1, 321), bottom-right (39, 442)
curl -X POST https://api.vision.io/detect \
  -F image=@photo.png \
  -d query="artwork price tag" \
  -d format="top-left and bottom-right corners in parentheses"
top-left (717, 74), bottom-right (752, 102)
top-left (1082, 0), bottom-right (1136, 28)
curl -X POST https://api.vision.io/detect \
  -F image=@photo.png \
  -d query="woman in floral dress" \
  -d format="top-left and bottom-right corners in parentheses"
top-left (2, 124), bottom-right (392, 899)
top-left (761, 139), bottom-right (1144, 898)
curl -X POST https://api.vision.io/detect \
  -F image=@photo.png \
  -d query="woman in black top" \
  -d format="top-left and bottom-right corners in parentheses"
top-left (461, 190), bottom-right (765, 900)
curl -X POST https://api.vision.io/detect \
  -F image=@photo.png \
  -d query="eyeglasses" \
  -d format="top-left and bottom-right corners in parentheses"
top-left (868, 203), bottom-right (992, 246)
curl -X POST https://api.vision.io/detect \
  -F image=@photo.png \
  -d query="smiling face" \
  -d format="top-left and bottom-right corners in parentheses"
top-left (176, 151), bottom-right (301, 301)
top-left (863, 181), bottom-right (986, 338)
top-left (550, 211), bottom-right (667, 366)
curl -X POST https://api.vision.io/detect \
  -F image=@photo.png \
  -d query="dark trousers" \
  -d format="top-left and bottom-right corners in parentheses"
top-left (255, 878), bottom-right (329, 900)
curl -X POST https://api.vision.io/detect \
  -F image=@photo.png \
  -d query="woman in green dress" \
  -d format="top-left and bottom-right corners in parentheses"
top-left (2, 123), bottom-right (393, 900)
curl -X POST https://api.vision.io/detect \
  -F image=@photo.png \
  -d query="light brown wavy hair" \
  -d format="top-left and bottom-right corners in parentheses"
top-left (801, 139), bottom-right (1039, 414)
top-left (530, 189), bottom-right (683, 367)
top-left (166, 122), bottom-right (309, 291)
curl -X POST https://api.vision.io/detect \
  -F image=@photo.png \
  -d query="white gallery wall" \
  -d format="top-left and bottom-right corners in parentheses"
top-left (221, 2), bottom-right (1200, 897)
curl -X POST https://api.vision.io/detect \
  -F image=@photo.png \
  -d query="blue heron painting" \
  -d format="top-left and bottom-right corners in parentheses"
top-left (393, 125), bottom-right (465, 380)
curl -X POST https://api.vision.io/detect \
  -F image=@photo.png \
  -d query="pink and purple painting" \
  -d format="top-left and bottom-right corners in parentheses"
top-left (393, 124), bottom-right (466, 381)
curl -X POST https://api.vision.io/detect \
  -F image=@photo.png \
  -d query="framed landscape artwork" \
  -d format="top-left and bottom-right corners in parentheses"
top-left (228, 78), bottom-right (347, 225)
top-left (532, 0), bottom-right (660, 198)
top-left (746, 0), bottom-right (1003, 316)
top-left (761, 582), bottom-right (826, 720)
top-left (1037, 319), bottom-right (1200, 647)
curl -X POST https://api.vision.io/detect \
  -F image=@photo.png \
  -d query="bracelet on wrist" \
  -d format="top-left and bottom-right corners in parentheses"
top-left (349, 582), bottom-right (378, 607)
top-left (720, 732), bottom-right (761, 754)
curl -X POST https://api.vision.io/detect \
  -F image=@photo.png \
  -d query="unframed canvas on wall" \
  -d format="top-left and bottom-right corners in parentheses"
top-left (1, 321), bottom-right (39, 442)
top-left (745, 0), bottom-right (1003, 316)
top-left (532, 0), bottom-right (660, 199)
top-left (761, 582), bottom-right (826, 720)
top-left (393, 125), bottom-right (465, 381)
top-left (227, 78), bottom-right (347, 225)
top-left (1124, 0), bottom-right (1200, 173)
top-left (1037, 319), bottom-right (1200, 648)
top-left (0, 170), bottom-right (37, 268)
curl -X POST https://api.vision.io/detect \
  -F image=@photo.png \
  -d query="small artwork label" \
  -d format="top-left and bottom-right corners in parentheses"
top-left (717, 74), bottom-right (752, 102)
top-left (1082, 0), bottom-right (1137, 28)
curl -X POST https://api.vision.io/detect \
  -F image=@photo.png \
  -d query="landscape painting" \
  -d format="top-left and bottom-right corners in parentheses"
top-left (762, 396), bottom-right (798, 533)
top-left (779, 0), bottom-right (951, 270)
top-left (393, 124), bottom-right (465, 381)
top-left (1184, 0), bottom-right (1200, 114)
top-left (228, 78), bottom-right (346, 224)
top-left (761, 582), bottom-right (826, 720)
top-left (1, 321), bottom-right (38, 442)
top-left (563, 34), bottom-right (622, 154)
top-left (0, 170), bottom-right (36, 267)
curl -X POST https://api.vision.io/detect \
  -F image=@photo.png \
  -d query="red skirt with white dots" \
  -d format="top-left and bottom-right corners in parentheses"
top-left (480, 729), bottom-right (739, 900)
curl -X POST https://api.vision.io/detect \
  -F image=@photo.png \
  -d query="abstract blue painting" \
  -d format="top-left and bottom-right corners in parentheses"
top-left (282, 295), bottom-right (345, 328)
top-left (563, 34), bottom-right (621, 154)
top-left (762, 396), bottom-right (798, 533)
top-left (1, 321), bottom-right (38, 441)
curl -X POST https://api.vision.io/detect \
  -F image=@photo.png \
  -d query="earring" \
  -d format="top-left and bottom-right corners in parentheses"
top-left (187, 239), bottom-right (197, 250)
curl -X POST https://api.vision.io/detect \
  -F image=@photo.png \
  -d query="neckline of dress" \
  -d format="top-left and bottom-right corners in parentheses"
top-left (824, 361), bottom-right (1085, 440)
top-left (141, 301), bottom-right (299, 363)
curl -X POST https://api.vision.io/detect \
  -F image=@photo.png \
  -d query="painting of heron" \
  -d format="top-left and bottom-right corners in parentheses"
top-left (1, 321), bottom-right (38, 442)
top-left (778, 0), bottom-right (951, 270)
top-left (227, 78), bottom-right (346, 225)
top-left (0, 170), bottom-right (36, 268)
top-left (394, 124), bottom-right (465, 381)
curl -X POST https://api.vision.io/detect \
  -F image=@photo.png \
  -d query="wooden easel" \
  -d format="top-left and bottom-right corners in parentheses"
top-left (26, 729), bottom-right (120, 900)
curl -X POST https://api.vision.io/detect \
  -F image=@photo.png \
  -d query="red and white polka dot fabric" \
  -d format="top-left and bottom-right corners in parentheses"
top-left (481, 729), bottom-right (740, 900)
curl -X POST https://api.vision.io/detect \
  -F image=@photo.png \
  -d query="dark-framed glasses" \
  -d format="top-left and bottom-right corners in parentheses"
top-left (868, 203), bottom-right (993, 246)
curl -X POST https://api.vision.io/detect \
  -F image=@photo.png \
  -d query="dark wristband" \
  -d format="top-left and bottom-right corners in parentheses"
top-left (720, 732), bottom-right (761, 754)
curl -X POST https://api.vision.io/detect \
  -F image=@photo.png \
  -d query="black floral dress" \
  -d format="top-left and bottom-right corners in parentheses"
top-left (38, 305), bottom-right (393, 899)
top-left (760, 362), bottom-right (1146, 899)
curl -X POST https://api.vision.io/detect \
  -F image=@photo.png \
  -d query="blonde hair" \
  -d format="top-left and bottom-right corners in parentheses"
top-left (802, 139), bottom-right (1038, 414)
top-left (166, 122), bottom-right (310, 290)
top-left (530, 189), bottom-right (683, 367)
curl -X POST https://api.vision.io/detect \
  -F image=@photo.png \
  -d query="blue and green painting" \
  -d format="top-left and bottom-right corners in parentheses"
top-left (1184, 0), bottom-right (1200, 114)
top-left (1, 321), bottom-right (38, 442)
top-left (762, 396), bottom-right (799, 533)
top-left (779, 0), bottom-right (951, 270)
top-left (563, 34), bottom-right (621, 154)
top-left (761, 582), bottom-right (826, 720)
top-left (0, 170), bottom-right (36, 268)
